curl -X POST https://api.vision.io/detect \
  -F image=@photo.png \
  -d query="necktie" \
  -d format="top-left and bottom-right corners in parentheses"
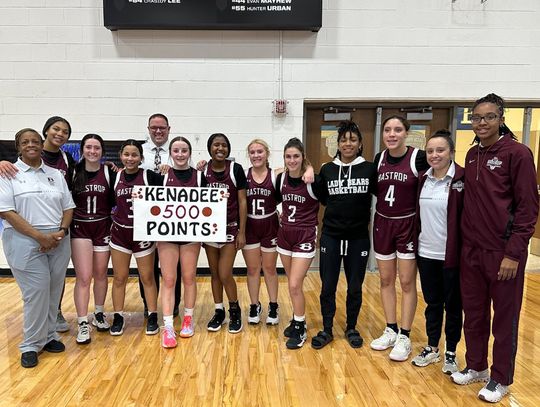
top-left (154, 147), bottom-right (161, 171)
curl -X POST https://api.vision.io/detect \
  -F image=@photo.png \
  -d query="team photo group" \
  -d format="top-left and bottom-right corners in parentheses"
top-left (0, 93), bottom-right (537, 404)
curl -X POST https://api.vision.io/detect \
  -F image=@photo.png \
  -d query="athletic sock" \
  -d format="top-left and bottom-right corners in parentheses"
top-left (293, 314), bottom-right (305, 322)
top-left (163, 315), bottom-right (174, 328)
top-left (184, 308), bottom-right (194, 317)
top-left (215, 303), bottom-right (224, 310)
top-left (400, 328), bottom-right (411, 338)
top-left (77, 316), bottom-right (88, 324)
top-left (387, 323), bottom-right (399, 334)
top-left (95, 305), bottom-right (104, 314)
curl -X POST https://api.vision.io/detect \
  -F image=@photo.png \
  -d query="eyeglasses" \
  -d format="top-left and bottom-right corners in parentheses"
top-left (149, 126), bottom-right (169, 132)
top-left (469, 113), bottom-right (499, 124)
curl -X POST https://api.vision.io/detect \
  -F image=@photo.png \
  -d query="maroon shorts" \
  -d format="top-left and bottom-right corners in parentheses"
top-left (70, 218), bottom-right (111, 251)
top-left (276, 225), bottom-right (316, 258)
top-left (373, 213), bottom-right (416, 260)
top-left (110, 222), bottom-right (155, 258)
top-left (205, 222), bottom-right (239, 249)
top-left (245, 214), bottom-right (279, 252)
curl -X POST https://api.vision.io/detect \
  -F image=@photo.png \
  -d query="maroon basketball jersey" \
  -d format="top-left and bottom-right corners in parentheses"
top-left (246, 167), bottom-right (278, 218)
top-left (42, 150), bottom-right (70, 182)
top-left (73, 165), bottom-right (112, 221)
top-left (205, 160), bottom-right (239, 225)
top-left (163, 167), bottom-right (203, 187)
top-left (279, 173), bottom-right (319, 227)
top-left (112, 168), bottom-right (148, 227)
top-left (376, 147), bottom-right (419, 218)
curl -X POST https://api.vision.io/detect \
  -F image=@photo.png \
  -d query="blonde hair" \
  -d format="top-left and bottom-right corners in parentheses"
top-left (247, 138), bottom-right (271, 167)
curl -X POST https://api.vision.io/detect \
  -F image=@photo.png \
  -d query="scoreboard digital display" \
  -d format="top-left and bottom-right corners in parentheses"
top-left (104, 0), bottom-right (322, 32)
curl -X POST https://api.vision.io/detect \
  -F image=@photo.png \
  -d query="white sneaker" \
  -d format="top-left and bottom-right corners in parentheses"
top-left (76, 322), bottom-right (91, 345)
top-left (370, 327), bottom-right (398, 351)
top-left (478, 379), bottom-right (508, 403)
top-left (442, 351), bottom-right (459, 375)
top-left (411, 346), bottom-right (440, 367)
top-left (451, 367), bottom-right (489, 385)
top-left (389, 334), bottom-right (412, 361)
top-left (92, 312), bottom-right (110, 332)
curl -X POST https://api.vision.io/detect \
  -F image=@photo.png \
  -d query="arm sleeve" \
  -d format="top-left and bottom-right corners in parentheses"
top-left (505, 146), bottom-right (539, 261)
top-left (199, 170), bottom-right (208, 187)
top-left (147, 171), bottom-right (164, 186)
top-left (368, 162), bottom-right (378, 195)
top-left (415, 150), bottom-right (430, 172)
top-left (66, 151), bottom-right (76, 191)
top-left (275, 173), bottom-right (283, 203)
top-left (314, 172), bottom-right (328, 205)
top-left (373, 152), bottom-right (382, 170)
top-left (234, 163), bottom-right (247, 190)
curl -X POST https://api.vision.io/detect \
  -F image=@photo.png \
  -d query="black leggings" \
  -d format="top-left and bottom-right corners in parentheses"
top-left (417, 256), bottom-right (462, 351)
top-left (319, 234), bottom-right (370, 331)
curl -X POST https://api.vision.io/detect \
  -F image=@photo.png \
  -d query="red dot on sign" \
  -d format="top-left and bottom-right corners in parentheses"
top-left (150, 206), bottom-right (161, 216)
top-left (202, 207), bottom-right (212, 217)
top-left (220, 190), bottom-right (224, 195)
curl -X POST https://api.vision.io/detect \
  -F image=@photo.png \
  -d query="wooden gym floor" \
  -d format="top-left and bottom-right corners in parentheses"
top-left (0, 271), bottom-right (539, 407)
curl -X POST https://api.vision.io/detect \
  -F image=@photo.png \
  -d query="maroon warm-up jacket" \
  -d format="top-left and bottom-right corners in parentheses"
top-left (416, 163), bottom-right (465, 269)
top-left (461, 136), bottom-right (539, 261)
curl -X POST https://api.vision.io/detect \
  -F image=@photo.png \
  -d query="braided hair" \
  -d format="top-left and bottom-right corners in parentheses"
top-left (471, 93), bottom-right (517, 143)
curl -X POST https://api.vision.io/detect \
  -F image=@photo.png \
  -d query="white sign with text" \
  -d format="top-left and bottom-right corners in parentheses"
top-left (133, 186), bottom-right (227, 242)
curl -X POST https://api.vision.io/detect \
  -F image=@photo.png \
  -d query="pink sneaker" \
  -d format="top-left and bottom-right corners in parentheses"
top-left (180, 315), bottom-right (194, 338)
top-left (161, 326), bottom-right (177, 348)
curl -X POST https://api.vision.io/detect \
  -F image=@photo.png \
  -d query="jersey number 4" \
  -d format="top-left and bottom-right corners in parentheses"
top-left (384, 185), bottom-right (395, 207)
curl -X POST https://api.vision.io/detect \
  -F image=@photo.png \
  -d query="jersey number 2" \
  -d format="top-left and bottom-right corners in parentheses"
top-left (287, 205), bottom-right (297, 223)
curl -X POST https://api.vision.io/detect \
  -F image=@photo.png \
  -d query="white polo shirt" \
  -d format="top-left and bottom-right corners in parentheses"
top-left (418, 162), bottom-right (455, 261)
top-left (0, 159), bottom-right (75, 230)
top-left (140, 138), bottom-right (170, 171)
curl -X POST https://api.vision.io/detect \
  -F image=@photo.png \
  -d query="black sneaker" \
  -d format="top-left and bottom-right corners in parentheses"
top-left (43, 339), bottom-right (65, 353)
top-left (207, 309), bottom-right (226, 332)
top-left (146, 312), bottom-right (159, 335)
top-left (283, 319), bottom-right (295, 338)
top-left (228, 306), bottom-right (243, 334)
top-left (110, 313), bottom-right (125, 336)
top-left (286, 320), bottom-right (307, 349)
top-left (21, 351), bottom-right (38, 368)
top-left (266, 302), bottom-right (279, 325)
top-left (248, 302), bottom-right (262, 325)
